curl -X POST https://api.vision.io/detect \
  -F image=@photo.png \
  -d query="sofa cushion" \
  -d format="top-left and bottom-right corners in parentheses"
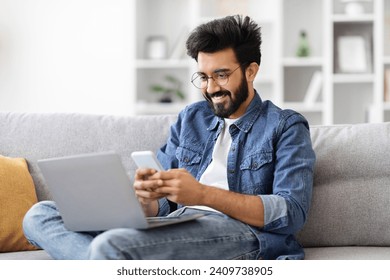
top-left (0, 156), bottom-right (38, 252)
top-left (297, 122), bottom-right (390, 247)
top-left (304, 247), bottom-right (390, 260)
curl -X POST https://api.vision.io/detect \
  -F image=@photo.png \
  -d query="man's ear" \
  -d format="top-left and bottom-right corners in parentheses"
top-left (245, 62), bottom-right (259, 83)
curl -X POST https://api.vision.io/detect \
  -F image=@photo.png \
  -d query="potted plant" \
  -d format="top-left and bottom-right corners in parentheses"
top-left (150, 75), bottom-right (185, 103)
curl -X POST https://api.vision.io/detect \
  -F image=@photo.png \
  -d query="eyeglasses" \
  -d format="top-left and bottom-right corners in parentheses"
top-left (190, 65), bottom-right (241, 89)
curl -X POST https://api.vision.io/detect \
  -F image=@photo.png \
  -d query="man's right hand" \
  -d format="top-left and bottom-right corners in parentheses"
top-left (133, 168), bottom-right (166, 216)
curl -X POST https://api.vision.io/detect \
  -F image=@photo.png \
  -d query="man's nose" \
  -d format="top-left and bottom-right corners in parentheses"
top-left (206, 78), bottom-right (220, 93)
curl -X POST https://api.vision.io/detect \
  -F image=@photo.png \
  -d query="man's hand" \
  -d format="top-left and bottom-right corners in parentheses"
top-left (133, 168), bottom-right (166, 216)
top-left (153, 169), bottom-right (206, 206)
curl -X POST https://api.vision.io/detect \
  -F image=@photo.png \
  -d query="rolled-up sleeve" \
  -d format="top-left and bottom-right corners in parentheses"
top-left (259, 194), bottom-right (288, 230)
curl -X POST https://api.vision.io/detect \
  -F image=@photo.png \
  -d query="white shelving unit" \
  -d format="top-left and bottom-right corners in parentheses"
top-left (279, 0), bottom-right (325, 125)
top-left (133, 0), bottom-right (390, 124)
top-left (133, 0), bottom-right (199, 115)
top-left (329, 0), bottom-right (379, 124)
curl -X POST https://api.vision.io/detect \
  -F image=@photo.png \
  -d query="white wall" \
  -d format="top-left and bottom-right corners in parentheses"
top-left (0, 0), bottom-right (135, 115)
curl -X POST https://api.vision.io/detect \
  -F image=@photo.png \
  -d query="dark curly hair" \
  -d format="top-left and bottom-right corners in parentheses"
top-left (186, 15), bottom-right (261, 66)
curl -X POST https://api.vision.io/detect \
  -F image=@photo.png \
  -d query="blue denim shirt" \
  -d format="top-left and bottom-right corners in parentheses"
top-left (156, 92), bottom-right (316, 260)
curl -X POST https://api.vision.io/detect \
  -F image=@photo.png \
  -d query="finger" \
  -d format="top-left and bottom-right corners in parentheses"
top-left (155, 186), bottom-right (175, 194)
top-left (135, 168), bottom-right (158, 179)
top-left (151, 170), bottom-right (179, 180)
top-left (134, 179), bottom-right (162, 191)
top-left (135, 189), bottom-right (166, 200)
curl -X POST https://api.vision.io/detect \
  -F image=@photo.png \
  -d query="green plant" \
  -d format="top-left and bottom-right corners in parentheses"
top-left (150, 75), bottom-right (185, 103)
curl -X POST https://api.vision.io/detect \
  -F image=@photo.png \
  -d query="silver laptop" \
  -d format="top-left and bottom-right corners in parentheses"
top-left (37, 151), bottom-right (203, 231)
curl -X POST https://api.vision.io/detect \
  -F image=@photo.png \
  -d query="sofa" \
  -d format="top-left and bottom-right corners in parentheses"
top-left (0, 111), bottom-right (389, 260)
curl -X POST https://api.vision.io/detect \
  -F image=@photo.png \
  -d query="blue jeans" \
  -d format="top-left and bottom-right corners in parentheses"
top-left (23, 201), bottom-right (260, 260)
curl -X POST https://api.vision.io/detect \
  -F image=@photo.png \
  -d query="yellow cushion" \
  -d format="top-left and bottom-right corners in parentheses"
top-left (0, 155), bottom-right (38, 252)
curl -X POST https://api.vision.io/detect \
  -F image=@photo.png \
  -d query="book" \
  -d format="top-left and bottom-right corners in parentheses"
top-left (384, 68), bottom-right (390, 102)
top-left (304, 71), bottom-right (322, 105)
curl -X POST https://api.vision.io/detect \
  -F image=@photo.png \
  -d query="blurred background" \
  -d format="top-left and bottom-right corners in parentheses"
top-left (1, 0), bottom-right (390, 125)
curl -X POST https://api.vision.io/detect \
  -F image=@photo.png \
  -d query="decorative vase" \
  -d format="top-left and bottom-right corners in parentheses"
top-left (296, 31), bottom-right (310, 57)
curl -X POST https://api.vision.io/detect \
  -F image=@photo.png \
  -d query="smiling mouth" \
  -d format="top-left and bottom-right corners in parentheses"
top-left (209, 91), bottom-right (230, 101)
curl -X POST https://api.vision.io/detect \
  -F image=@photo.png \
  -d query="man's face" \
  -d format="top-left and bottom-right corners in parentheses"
top-left (197, 49), bottom-right (252, 119)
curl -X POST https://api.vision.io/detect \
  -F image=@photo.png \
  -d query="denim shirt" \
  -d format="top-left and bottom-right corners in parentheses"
top-left (156, 92), bottom-right (316, 260)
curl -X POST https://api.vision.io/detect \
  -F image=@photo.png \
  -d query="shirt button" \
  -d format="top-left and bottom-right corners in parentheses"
top-left (229, 169), bottom-right (235, 174)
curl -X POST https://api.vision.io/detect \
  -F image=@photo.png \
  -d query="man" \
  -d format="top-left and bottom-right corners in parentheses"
top-left (23, 15), bottom-right (315, 260)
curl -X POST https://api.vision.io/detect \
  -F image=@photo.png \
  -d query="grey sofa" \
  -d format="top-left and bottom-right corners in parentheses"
top-left (0, 112), bottom-right (389, 260)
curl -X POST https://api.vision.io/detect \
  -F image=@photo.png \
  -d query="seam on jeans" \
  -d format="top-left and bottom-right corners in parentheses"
top-left (120, 231), bottom-right (256, 251)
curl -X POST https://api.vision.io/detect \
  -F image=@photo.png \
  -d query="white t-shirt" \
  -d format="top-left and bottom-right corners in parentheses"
top-left (190, 118), bottom-right (236, 212)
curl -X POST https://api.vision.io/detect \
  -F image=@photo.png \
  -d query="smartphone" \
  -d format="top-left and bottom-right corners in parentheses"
top-left (131, 151), bottom-right (164, 171)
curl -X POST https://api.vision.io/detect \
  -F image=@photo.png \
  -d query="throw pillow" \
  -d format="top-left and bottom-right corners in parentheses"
top-left (0, 155), bottom-right (38, 252)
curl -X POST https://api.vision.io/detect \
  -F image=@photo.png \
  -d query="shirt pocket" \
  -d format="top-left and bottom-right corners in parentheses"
top-left (240, 151), bottom-right (273, 171)
top-left (239, 151), bottom-right (274, 194)
top-left (175, 146), bottom-right (202, 167)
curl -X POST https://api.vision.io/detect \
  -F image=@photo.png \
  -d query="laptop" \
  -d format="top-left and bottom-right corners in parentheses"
top-left (37, 151), bottom-right (204, 231)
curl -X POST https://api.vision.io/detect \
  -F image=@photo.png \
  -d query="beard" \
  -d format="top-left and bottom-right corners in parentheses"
top-left (204, 76), bottom-right (249, 118)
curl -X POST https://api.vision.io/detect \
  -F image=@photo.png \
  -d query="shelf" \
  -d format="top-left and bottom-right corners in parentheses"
top-left (333, 73), bottom-right (375, 83)
top-left (332, 14), bottom-right (375, 22)
top-left (282, 57), bottom-right (323, 67)
top-left (136, 59), bottom-right (192, 69)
